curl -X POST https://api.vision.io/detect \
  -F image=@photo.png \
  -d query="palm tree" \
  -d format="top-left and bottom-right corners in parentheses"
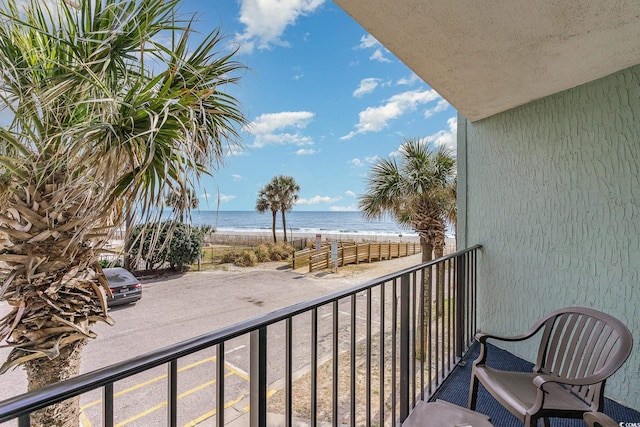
top-left (359, 138), bottom-right (456, 319)
top-left (359, 139), bottom-right (456, 261)
top-left (166, 188), bottom-right (200, 222)
top-left (271, 175), bottom-right (300, 242)
top-left (0, 0), bottom-right (248, 425)
top-left (256, 176), bottom-right (300, 243)
top-left (256, 186), bottom-right (280, 243)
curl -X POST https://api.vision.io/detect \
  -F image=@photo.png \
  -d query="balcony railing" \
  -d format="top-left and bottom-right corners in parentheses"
top-left (0, 245), bottom-right (481, 427)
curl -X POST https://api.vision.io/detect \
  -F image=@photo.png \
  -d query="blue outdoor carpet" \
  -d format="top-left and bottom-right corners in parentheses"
top-left (428, 342), bottom-right (640, 426)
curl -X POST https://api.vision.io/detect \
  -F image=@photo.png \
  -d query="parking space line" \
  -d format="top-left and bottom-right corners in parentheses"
top-left (81, 357), bottom-right (249, 426)
top-left (80, 410), bottom-right (93, 427)
top-left (321, 310), bottom-right (380, 324)
top-left (182, 393), bottom-right (245, 427)
top-left (115, 400), bottom-right (167, 426)
top-left (81, 357), bottom-right (217, 410)
top-left (223, 361), bottom-right (249, 381)
top-left (242, 389), bottom-right (278, 412)
top-left (225, 344), bottom-right (246, 355)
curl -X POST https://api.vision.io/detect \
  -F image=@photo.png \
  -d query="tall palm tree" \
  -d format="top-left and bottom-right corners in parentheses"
top-left (0, 0), bottom-right (248, 425)
top-left (256, 186), bottom-right (280, 243)
top-left (359, 138), bottom-right (456, 319)
top-left (359, 139), bottom-right (456, 261)
top-left (271, 175), bottom-right (300, 242)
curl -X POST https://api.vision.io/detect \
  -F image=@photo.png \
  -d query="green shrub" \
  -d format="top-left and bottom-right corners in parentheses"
top-left (99, 259), bottom-right (122, 268)
top-left (235, 250), bottom-right (258, 267)
top-left (254, 244), bottom-right (271, 262)
top-left (269, 241), bottom-right (294, 261)
top-left (126, 221), bottom-right (204, 270)
top-left (219, 250), bottom-right (239, 264)
top-left (167, 225), bottom-right (204, 269)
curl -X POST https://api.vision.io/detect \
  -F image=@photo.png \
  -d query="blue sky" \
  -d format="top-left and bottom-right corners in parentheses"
top-left (2, 0), bottom-right (456, 212)
top-left (179, 0), bottom-right (457, 212)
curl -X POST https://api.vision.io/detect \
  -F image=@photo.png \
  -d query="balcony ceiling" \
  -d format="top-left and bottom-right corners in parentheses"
top-left (333, 0), bottom-right (640, 122)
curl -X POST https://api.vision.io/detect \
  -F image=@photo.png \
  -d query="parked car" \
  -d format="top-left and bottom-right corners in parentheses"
top-left (103, 267), bottom-right (142, 307)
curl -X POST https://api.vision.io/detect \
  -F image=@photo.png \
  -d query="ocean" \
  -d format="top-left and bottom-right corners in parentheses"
top-left (188, 210), bottom-right (418, 238)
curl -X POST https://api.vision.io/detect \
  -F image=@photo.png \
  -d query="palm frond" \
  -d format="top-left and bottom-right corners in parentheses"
top-left (0, 0), bottom-right (248, 372)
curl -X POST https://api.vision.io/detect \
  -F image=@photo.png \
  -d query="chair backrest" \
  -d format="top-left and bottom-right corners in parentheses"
top-left (533, 307), bottom-right (633, 410)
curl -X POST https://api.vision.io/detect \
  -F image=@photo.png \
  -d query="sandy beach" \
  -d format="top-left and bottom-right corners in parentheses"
top-left (207, 229), bottom-right (422, 244)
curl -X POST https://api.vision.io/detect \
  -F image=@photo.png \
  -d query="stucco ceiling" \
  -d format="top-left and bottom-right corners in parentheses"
top-left (334, 0), bottom-right (640, 122)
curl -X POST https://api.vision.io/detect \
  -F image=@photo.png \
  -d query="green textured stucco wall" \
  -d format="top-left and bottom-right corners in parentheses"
top-left (459, 65), bottom-right (640, 408)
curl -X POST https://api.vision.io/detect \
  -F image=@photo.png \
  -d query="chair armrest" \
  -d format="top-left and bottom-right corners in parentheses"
top-left (533, 372), bottom-right (613, 389)
top-left (583, 412), bottom-right (618, 427)
top-left (475, 331), bottom-right (538, 344)
top-left (473, 324), bottom-right (547, 366)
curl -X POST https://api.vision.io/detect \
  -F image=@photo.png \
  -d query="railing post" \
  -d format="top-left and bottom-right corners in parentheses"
top-left (455, 253), bottom-right (467, 359)
top-left (250, 327), bottom-right (267, 427)
top-left (399, 273), bottom-right (410, 423)
top-left (168, 360), bottom-right (178, 427)
top-left (18, 414), bottom-right (29, 427)
top-left (217, 343), bottom-right (225, 427)
top-left (103, 383), bottom-right (114, 427)
top-left (285, 318), bottom-right (293, 427)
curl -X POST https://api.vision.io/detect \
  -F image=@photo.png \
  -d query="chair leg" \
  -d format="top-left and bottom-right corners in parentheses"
top-left (526, 415), bottom-right (549, 427)
top-left (468, 373), bottom-right (479, 410)
top-left (524, 414), bottom-right (534, 427)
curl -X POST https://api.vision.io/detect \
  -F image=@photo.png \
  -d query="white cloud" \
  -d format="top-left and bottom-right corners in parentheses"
top-left (235, 0), bottom-right (325, 53)
top-left (249, 111), bottom-right (315, 148)
top-left (216, 193), bottom-right (236, 203)
top-left (349, 158), bottom-right (363, 167)
top-left (397, 74), bottom-right (421, 86)
top-left (226, 145), bottom-right (247, 157)
top-left (232, 174), bottom-right (243, 181)
top-left (329, 204), bottom-right (359, 212)
top-left (292, 66), bottom-right (304, 80)
top-left (251, 111), bottom-right (313, 134)
top-left (424, 98), bottom-right (450, 118)
top-left (341, 89), bottom-right (441, 140)
top-left (424, 116), bottom-right (457, 151)
top-left (364, 155), bottom-right (379, 164)
top-left (356, 34), bottom-right (392, 63)
top-left (353, 78), bottom-right (380, 97)
top-left (297, 195), bottom-right (341, 205)
top-left (358, 34), bottom-right (379, 49)
top-left (369, 48), bottom-right (391, 63)
top-left (345, 190), bottom-right (356, 197)
top-left (296, 148), bottom-right (316, 155)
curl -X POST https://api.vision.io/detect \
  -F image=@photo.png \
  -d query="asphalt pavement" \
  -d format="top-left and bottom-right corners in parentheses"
top-left (0, 254), bottom-right (423, 426)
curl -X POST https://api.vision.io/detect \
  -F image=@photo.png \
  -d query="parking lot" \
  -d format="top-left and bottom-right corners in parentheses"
top-left (0, 255), bottom-right (422, 426)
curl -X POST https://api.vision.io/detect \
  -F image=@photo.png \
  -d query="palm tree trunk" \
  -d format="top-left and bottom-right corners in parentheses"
top-left (281, 210), bottom-right (288, 242)
top-left (420, 236), bottom-right (434, 361)
top-left (420, 238), bottom-right (433, 263)
top-left (433, 224), bottom-right (446, 317)
top-left (271, 211), bottom-right (277, 243)
top-left (434, 244), bottom-right (446, 317)
top-left (24, 340), bottom-right (86, 427)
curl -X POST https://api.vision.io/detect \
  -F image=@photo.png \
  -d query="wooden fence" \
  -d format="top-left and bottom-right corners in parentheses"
top-left (204, 233), bottom-right (308, 250)
top-left (293, 241), bottom-right (421, 272)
